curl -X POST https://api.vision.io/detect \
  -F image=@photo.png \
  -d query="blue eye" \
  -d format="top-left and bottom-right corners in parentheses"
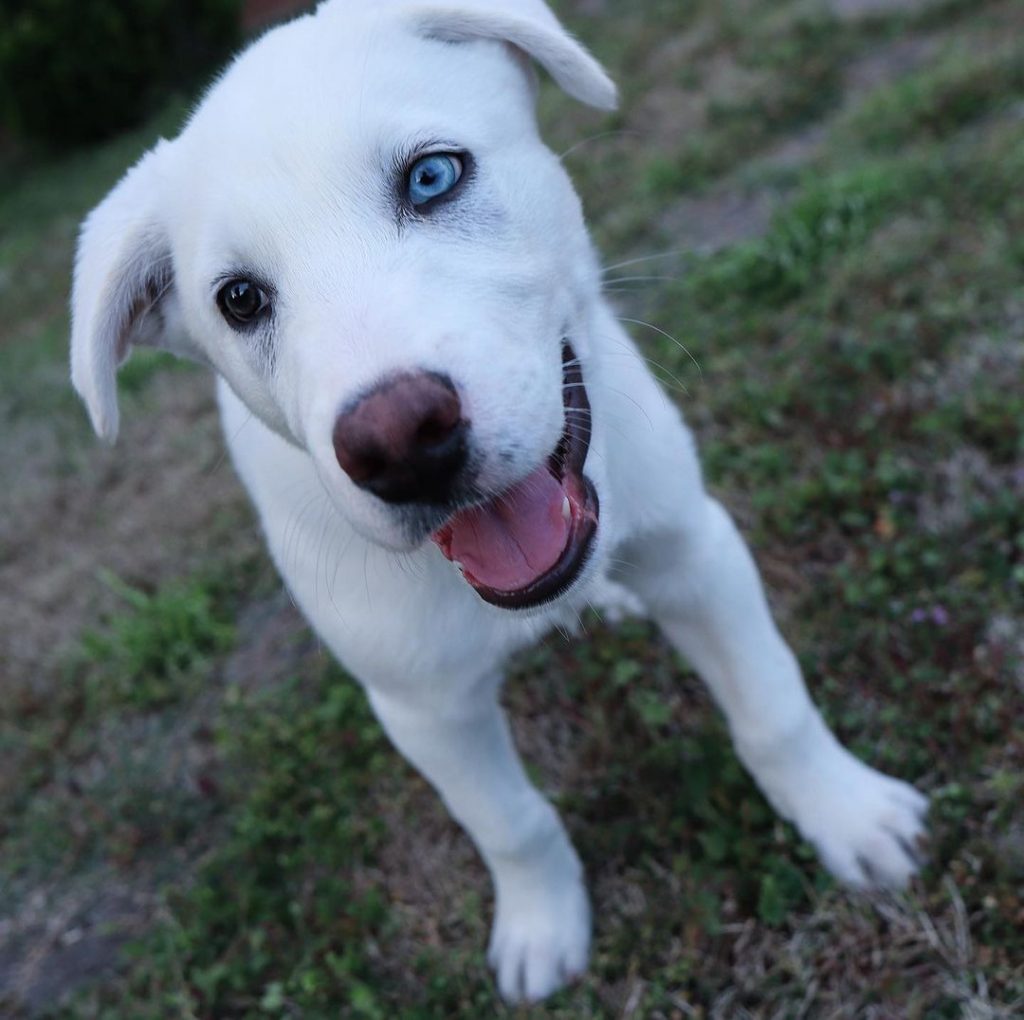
top-left (407, 153), bottom-right (464, 207)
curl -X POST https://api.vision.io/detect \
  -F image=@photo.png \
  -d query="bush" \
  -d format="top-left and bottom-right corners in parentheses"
top-left (0, 0), bottom-right (242, 147)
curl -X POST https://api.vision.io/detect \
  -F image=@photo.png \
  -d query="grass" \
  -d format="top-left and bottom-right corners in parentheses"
top-left (90, 668), bottom-right (396, 1019)
top-left (845, 36), bottom-right (1024, 149)
top-left (80, 570), bottom-right (237, 711)
top-left (2, 0), bottom-right (1024, 1016)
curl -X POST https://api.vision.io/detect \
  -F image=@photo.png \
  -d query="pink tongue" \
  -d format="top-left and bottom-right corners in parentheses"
top-left (443, 467), bottom-right (570, 592)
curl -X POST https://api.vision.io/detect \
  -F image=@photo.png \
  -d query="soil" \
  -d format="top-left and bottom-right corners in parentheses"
top-left (0, 373), bottom-right (255, 687)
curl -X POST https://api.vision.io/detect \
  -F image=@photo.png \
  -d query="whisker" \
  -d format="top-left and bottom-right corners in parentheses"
top-left (605, 555), bottom-right (641, 570)
top-left (558, 128), bottom-right (639, 162)
top-left (327, 530), bottom-right (356, 624)
top-left (362, 544), bottom-right (372, 609)
top-left (205, 409), bottom-right (254, 477)
top-left (601, 248), bottom-right (691, 276)
top-left (564, 409), bottom-right (633, 439)
top-left (282, 488), bottom-right (326, 579)
top-left (314, 493), bottom-right (334, 617)
top-left (590, 334), bottom-right (691, 403)
top-left (569, 604), bottom-right (588, 636)
top-left (626, 353), bottom-right (691, 398)
top-left (602, 274), bottom-right (681, 287)
top-left (601, 384), bottom-right (655, 430)
top-left (617, 316), bottom-right (703, 380)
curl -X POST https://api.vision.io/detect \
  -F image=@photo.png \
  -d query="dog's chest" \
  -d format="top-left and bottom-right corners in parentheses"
top-left (305, 552), bottom-right (557, 695)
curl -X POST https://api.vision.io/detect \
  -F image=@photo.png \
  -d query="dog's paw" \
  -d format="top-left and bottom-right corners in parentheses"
top-left (741, 713), bottom-right (928, 890)
top-left (800, 760), bottom-right (928, 889)
top-left (487, 873), bottom-right (590, 1003)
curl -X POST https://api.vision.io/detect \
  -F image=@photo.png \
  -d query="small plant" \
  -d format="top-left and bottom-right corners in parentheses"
top-left (81, 570), bottom-right (235, 709)
top-left (692, 161), bottom-right (923, 307)
top-left (848, 40), bottom-right (1024, 150)
top-left (60, 668), bottom-right (395, 1019)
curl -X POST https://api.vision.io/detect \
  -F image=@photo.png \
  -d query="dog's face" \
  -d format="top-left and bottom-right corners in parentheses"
top-left (71, 0), bottom-right (617, 611)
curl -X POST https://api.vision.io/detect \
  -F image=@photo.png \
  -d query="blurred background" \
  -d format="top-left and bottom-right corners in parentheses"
top-left (1, 0), bottom-right (1022, 1016)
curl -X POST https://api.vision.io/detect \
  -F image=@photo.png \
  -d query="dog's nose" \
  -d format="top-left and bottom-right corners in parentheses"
top-left (332, 371), bottom-right (469, 504)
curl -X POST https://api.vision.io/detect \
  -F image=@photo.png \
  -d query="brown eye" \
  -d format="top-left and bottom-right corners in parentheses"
top-left (217, 278), bottom-right (270, 326)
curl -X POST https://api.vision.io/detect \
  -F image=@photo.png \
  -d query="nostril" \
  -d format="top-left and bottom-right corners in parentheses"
top-left (350, 449), bottom-right (388, 484)
top-left (415, 412), bottom-right (458, 449)
top-left (332, 420), bottom-right (385, 484)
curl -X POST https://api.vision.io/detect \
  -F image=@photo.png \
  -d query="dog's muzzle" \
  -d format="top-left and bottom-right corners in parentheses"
top-left (432, 342), bottom-right (599, 610)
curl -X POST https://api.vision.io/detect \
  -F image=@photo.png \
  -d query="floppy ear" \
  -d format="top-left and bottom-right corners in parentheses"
top-left (70, 140), bottom-right (196, 443)
top-left (408, 0), bottom-right (617, 110)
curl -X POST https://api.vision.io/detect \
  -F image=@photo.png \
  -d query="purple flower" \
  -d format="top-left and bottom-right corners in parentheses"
top-left (909, 605), bottom-right (950, 627)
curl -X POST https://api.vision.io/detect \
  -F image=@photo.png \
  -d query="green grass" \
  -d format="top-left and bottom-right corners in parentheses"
top-left (690, 158), bottom-right (928, 307)
top-left (0, 561), bottom-right (251, 887)
top-left (71, 668), bottom-right (395, 1020)
top-left (2, 0), bottom-right (1024, 1016)
top-left (80, 570), bottom-right (237, 710)
top-left (846, 37), bottom-right (1024, 149)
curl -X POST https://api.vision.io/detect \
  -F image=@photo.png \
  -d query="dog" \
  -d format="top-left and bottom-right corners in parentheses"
top-left (70, 0), bottom-right (928, 1003)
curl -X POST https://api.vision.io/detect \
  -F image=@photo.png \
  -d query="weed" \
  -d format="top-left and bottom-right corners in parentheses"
top-left (847, 39), bottom-right (1024, 150)
top-left (57, 666), bottom-right (394, 1019)
top-left (80, 570), bottom-right (236, 710)
top-left (691, 159), bottom-right (926, 307)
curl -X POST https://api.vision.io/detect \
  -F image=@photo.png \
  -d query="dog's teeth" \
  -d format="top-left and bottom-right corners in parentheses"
top-left (562, 496), bottom-right (571, 522)
top-left (453, 560), bottom-right (464, 573)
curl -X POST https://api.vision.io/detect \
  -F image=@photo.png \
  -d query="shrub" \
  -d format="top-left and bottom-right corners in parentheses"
top-left (0, 0), bottom-right (242, 147)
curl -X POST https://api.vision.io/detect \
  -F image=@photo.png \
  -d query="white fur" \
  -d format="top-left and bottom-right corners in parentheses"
top-left (70, 0), bottom-right (927, 1003)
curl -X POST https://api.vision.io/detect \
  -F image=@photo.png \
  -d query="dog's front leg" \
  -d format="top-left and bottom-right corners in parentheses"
top-left (618, 493), bottom-right (928, 887)
top-left (367, 681), bottom-right (589, 1002)
top-left (595, 323), bottom-right (927, 884)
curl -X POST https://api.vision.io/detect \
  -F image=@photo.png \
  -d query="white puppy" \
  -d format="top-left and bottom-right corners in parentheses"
top-left (70, 0), bottom-right (927, 1003)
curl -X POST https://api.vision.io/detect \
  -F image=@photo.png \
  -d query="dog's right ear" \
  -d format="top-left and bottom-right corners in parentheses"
top-left (408, 0), bottom-right (618, 111)
top-left (71, 141), bottom-right (196, 443)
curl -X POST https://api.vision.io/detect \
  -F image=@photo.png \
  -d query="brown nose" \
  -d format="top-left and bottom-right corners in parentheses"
top-left (332, 371), bottom-right (468, 504)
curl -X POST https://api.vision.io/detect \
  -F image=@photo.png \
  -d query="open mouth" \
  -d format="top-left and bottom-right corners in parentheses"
top-left (431, 343), bottom-right (599, 610)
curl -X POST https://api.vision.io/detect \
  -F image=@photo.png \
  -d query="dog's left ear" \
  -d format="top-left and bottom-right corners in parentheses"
top-left (409, 0), bottom-right (618, 110)
top-left (71, 140), bottom-right (199, 443)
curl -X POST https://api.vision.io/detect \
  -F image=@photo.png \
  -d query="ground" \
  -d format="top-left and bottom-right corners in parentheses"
top-left (1, 0), bottom-right (1022, 1016)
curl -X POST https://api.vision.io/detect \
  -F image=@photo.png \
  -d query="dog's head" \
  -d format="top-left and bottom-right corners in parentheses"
top-left (71, 0), bottom-right (617, 611)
